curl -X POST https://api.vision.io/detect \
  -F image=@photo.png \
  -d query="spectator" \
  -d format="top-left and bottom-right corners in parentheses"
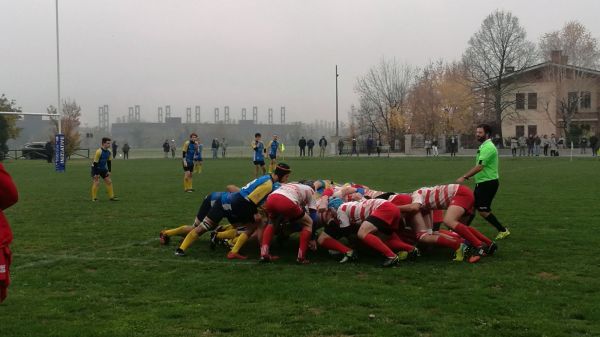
top-left (45, 140), bottom-right (54, 163)
top-left (298, 137), bottom-right (307, 157)
top-left (112, 141), bottom-right (118, 159)
top-left (307, 138), bottom-right (315, 157)
top-left (550, 134), bottom-right (558, 157)
top-left (351, 138), bottom-right (358, 156)
top-left (449, 136), bottom-right (458, 157)
top-left (431, 138), bottom-right (439, 156)
top-left (534, 135), bottom-right (541, 156)
top-left (211, 138), bottom-right (219, 159)
top-left (590, 134), bottom-right (598, 157)
top-left (424, 139), bottom-right (431, 156)
top-left (337, 138), bottom-right (344, 155)
top-left (376, 138), bottom-right (382, 157)
top-left (526, 134), bottom-right (534, 156)
top-left (162, 140), bottom-right (170, 158)
top-left (518, 135), bottom-right (526, 156)
top-left (493, 134), bottom-right (502, 148)
top-left (510, 136), bottom-right (518, 157)
top-left (366, 136), bottom-right (374, 156)
top-left (122, 143), bottom-right (130, 160)
top-left (580, 136), bottom-right (588, 154)
top-left (170, 139), bottom-right (177, 158)
top-left (318, 136), bottom-right (328, 157)
top-left (542, 135), bottom-right (549, 156)
top-left (221, 138), bottom-right (227, 158)
top-left (558, 137), bottom-right (565, 149)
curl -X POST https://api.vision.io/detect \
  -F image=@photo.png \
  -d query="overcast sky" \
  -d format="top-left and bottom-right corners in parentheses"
top-left (2, 0), bottom-right (599, 127)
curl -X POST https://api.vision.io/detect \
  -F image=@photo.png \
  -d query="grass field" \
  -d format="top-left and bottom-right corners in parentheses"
top-left (0, 156), bottom-right (599, 337)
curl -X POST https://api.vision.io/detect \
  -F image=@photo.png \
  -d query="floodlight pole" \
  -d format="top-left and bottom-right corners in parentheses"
top-left (55, 0), bottom-right (62, 133)
top-left (335, 65), bottom-right (339, 137)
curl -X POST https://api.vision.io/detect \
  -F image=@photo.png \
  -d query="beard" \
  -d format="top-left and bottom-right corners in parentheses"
top-left (477, 135), bottom-right (486, 143)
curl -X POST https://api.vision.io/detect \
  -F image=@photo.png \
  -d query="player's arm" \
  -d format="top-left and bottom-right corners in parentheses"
top-left (226, 184), bottom-right (240, 192)
top-left (182, 141), bottom-right (189, 166)
top-left (336, 210), bottom-right (351, 228)
top-left (251, 140), bottom-right (257, 150)
top-left (92, 149), bottom-right (102, 170)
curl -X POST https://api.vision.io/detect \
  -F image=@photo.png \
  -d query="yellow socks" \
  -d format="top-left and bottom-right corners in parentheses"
top-left (194, 164), bottom-right (202, 174)
top-left (216, 227), bottom-right (237, 240)
top-left (106, 184), bottom-right (114, 199)
top-left (91, 184), bottom-right (98, 200)
top-left (179, 230), bottom-right (199, 251)
top-left (164, 225), bottom-right (190, 237)
top-left (230, 233), bottom-right (248, 254)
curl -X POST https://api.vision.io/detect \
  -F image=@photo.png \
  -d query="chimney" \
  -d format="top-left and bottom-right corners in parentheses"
top-left (560, 55), bottom-right (569, 65)
top-left (550, 50), bottom-right (562, 64)
top-left (505, 66), bottom-right (515, 74)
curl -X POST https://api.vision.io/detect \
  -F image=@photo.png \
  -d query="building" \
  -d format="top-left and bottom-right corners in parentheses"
top-left (497, 50), bottom-right (600, 139)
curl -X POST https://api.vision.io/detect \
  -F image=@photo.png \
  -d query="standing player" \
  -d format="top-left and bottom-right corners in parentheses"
top-left (0, 163), bottom-right (18, 303)
top-left (267, 134), bottom-right (281, 174)
top-left (260, 182), bottom-right (317, 263)
top-left (457, 124), bottom-right (510, 239)
top-left (251, 133), bottom-right (267, 178)
top-left (182, 133), bottom-right (198, 192)
top-left (91, 137), bottom-right (118, 201)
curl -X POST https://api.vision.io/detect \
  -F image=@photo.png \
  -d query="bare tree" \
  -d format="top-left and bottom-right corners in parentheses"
top-left (462, 10), bottom-right (537, 140)
top-left (539, 21), bottom-right (600, 69)
top-left (354, 58), bottom-right (416, 150)
top-left (49, 99), bottom-right (82, 156)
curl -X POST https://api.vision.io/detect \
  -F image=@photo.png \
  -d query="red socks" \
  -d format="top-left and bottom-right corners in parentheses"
top-left (454, 224), bottom-right (483, 248)
top-left (362, 233), bottom-right (396, 258)
top-left (319, 237), bottom-right (351, 254)
top-left (385, 232), bottom-right (415, 252)
top-left (435, 235), bottom-right (461, 250)
top-left (260, 224), bottom-right (275, 257)
top-left (467, 226), bottom-right (493, 246)
top-left (297, 229), bottom-right (312, 260)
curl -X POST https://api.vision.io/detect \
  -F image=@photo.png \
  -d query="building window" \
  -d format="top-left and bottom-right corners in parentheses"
top-left (581, 91), bottom-right (591, 109)
top-left (516, 93), bottom-right (525, 110)
top-left (528, 93), bottom-right (537, 110)
top-left (568, 92), bottom-right (579, 112)
top-left (516, 125), bottom-right (525, 138)
top-left (528, 125), bottom-right (537, 136)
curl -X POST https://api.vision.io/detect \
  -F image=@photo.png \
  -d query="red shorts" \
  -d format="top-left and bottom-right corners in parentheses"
top-left (0, 245), bottom-right (12, 303)
top-left (369, 201), bottom-right (401, 231)
top-left (449, 185), bottom-right (475, 214)
top-left (264, 194), bottom-right (304, 221)
top-left (388, 194), bottom-right (412, 206)
top-left (432, 209), bottom-right (444, 223)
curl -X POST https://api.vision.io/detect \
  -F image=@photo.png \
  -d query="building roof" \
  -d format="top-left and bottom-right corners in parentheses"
top-left (502, 61), bottom-right (600, 81)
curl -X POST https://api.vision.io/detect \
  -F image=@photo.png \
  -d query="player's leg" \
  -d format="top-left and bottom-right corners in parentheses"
top-left (295, 213), bottom-right (313, 263)
top-left (357, 221), bottom-right (398, 266)
top-left (103, 175), bottom-right (116, 200)
top-left (91, 172), bottom-right (100, 201)
top-left (175, 203), bottom-right (222, 256)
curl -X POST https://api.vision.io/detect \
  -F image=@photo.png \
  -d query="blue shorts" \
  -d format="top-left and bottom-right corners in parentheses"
top-left (269, 154), bottom-right (277, 160)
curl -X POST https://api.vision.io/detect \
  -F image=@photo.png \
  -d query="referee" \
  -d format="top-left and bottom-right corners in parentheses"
top-left (456, 124), bottom-right (510, 240)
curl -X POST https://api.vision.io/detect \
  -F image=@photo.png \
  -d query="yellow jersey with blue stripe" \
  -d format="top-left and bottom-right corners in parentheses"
top-left (239, 174), bottom-right (275, 206)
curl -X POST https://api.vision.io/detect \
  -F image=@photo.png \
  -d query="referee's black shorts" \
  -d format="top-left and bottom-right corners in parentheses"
top-left (474, 179), bottom-right (499, 212)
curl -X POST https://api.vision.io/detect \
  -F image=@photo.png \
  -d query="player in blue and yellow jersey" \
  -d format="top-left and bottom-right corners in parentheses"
top-left (193, 138), bottom-right (203, 175)
top-left (91, 137), bottom-right (118, 201)
top-left (175, 163), bottom-right (292, 259)
top-left (182, 133), bottom-right (198, 192)
top-left (267, 134), bottom-right (282, 174)
top-left (251, 133), bottom-right (267, 178)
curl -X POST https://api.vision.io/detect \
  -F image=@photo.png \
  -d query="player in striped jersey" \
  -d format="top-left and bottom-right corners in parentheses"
top-left (409, 184), bottom-right (496, 260)
top-left (329, 197), bottom-right (418, 267)
top-left (261, 182), bottom-right (317, 263)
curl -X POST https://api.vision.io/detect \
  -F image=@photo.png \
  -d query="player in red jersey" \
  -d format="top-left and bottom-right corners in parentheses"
top-left (261, 182), bottom-right (317, 263)
top-left (0, 163), bottom-right (18, 303)
top-left (405, 184), bottom-right (496, 261)
top-left (329, 197), bottom-right (418, 267)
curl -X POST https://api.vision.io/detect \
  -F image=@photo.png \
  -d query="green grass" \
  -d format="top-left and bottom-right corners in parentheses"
top-left (1, 156), bottom-right (599, 337)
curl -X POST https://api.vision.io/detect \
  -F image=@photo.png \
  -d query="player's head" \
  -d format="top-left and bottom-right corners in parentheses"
top-left (190, 133), bottom-right (198, 140)
top-left (273, 162), bottom-right (291, 183)
top-left (255, 132), bottom-right (261, 140)
top-left (476, 124), bottom-right (492, 142)
top-left (328, 197), bottom-right (343, 211)
top-left (101, 137), bottom-right (111, 148)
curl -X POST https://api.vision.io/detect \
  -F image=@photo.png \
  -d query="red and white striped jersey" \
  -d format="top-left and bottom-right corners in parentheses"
top-left (336, 198), bottom-right (388, 228)
top-left (363, 188), bottom-right (385, 199)
top-left (411, 184), bottom-right (459, 210)
top-left (272, 183), bottom-right (316, 209)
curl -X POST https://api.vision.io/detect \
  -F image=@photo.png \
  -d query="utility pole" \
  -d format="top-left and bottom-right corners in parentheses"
top-left (335, 65), bottom-right (339, 137)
